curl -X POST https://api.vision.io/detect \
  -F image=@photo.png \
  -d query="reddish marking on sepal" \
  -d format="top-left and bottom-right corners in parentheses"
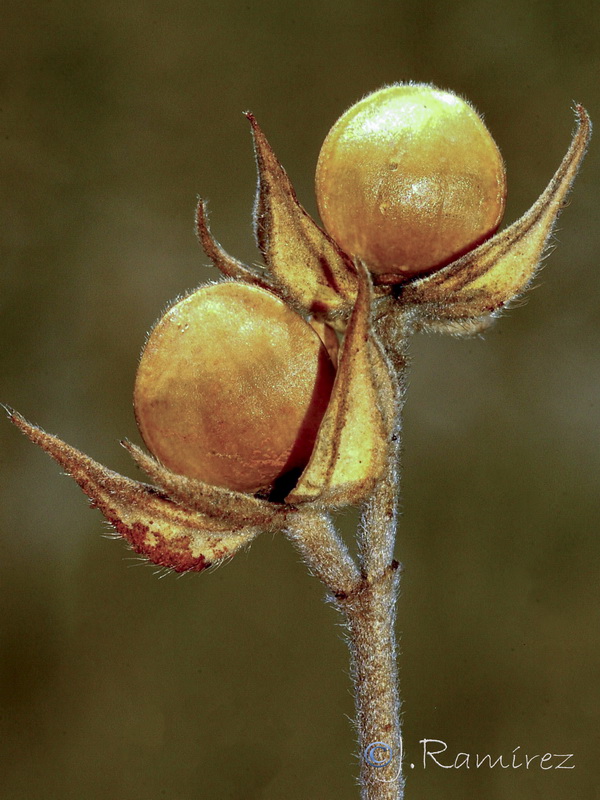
top-left (6, 410), bottom-right (259, 575)
top-left (107, 514), bottom-right (211, 573)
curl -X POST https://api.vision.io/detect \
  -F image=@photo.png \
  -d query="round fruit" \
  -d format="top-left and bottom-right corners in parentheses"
top-left (315, 83), bottom-right (506, 279)
top-left (134, 283), bottom-right (335, 494)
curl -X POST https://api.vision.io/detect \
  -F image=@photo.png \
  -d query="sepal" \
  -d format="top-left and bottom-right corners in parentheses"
top-left (247, 112), bottom-right (358, 314)
top-left (7, 409), bottom-right (260, 573)
top-left (195, 198), bottom-right (275, 290)
top-left (286, 263), bottom-right (394, 505)
top-left (123, 440), bottom-right (292, 528)
top-left (394, 106), bottom-right (591, 325)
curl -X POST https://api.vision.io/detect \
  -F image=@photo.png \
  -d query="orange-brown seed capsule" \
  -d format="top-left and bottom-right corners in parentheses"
top-left (315, 83), bottom-right (507, 278)
top-left (134, 283), bottom-right (335, 494)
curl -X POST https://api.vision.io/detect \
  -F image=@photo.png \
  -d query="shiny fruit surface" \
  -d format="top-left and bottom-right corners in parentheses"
top-left (315, 84), bottom-right (506, 278)
top-left (134, 283), bottom-right (335, 494)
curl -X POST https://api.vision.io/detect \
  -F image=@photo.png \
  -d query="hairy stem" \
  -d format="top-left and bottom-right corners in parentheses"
top-left (338, 564), bottom-right (403, 799)
top-left (359, 451), bottom-right (400, 577)
top-left (288, 317), bottom-right (409, 799)
top-left (288, 507), bottom-right (403, 798)
top-left (342, 320), bottom-right (408, 798)
top-left (285, 509), bottom-right (360, 596)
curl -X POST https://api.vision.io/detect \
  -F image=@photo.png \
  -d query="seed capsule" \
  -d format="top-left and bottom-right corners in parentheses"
top-left (315, 83), bottom-right (507, 278)
top-left (134, 283), bottom-right (335, 494)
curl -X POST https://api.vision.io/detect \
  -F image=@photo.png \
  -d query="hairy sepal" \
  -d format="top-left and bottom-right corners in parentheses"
top-left (286, 264), bottom-right (392, 505)
top-left (247, 112), bottom-right (358, 315)
top-left (195, 198), bottom-right (275, 290)
top-left (7, 409), bottom-right (259, 573)
top-left (394, 106), bottom-right (591, 326)
top-left (123, 440), bottom-right (291, 529)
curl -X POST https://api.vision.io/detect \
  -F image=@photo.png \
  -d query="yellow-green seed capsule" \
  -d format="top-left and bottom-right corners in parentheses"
top-left (315, 83), bottom-right (507, 279)
top-left (134, 283), bottom-right (335, 494)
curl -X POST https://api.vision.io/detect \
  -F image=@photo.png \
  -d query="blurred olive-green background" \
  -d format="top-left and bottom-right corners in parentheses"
top-left (1, 1), bottom-right (599, 798)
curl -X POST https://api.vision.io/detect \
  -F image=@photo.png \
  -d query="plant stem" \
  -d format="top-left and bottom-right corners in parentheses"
top-left (285, 510), bottom-right (360, 595)
top-left (285, 504), bottom-right (403, 800)
top-left (346, 414), bottom-right (405, 798)
top-left (286, 318), bottom-right (408, 799)
top-left (338, 318), bottom-right (407, 799)
top-left (338, 563), bottom-right (403, 800)
top-left (340, 318), bottom-right (408, 798)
